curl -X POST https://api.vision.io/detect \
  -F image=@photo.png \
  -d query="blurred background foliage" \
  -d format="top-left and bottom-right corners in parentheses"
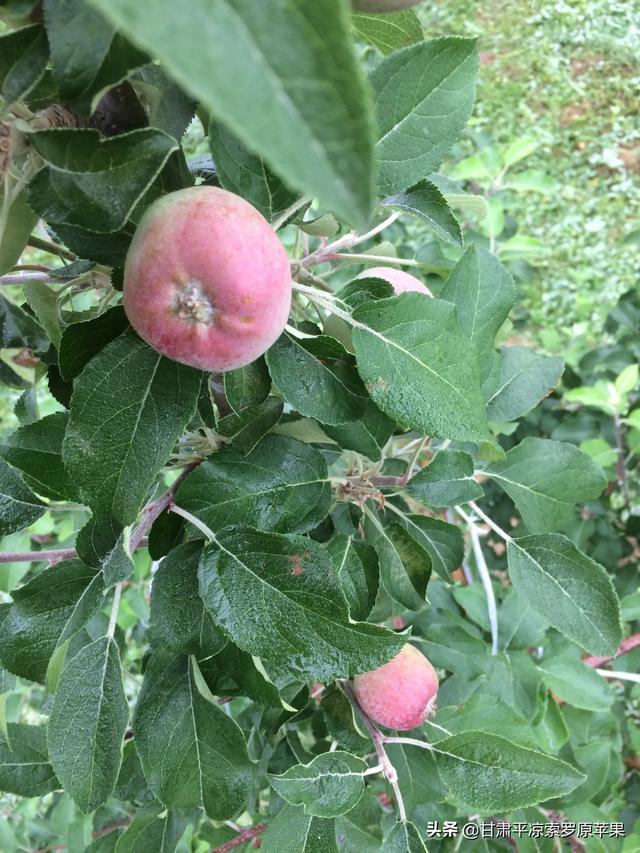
top-left (1, 1), bottom-right (640, 849)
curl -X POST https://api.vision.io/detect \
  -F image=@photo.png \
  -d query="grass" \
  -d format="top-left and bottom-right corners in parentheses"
top-left (423, 0), bottom-right (640, 361)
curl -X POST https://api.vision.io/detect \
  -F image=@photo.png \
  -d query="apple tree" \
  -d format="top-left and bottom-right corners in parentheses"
top-left (0, 1), bottom-right (633, 850)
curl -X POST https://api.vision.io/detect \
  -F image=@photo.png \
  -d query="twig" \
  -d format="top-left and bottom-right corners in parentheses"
top-left (467, 500), bottom-right (513, 542)
top-left (340, 680), bottom-right (407, 823)
top-left (210, 824), bottom-right (267, 853)
top-left (0, 462), bottom-right (200, 566)
top-left (30, 820), bottom-right (129, 853)
top-left (469, 522), bottom-right (499, 656)
top-left (0, 547), bottom-right (77, 564)
top-left (170, 503), bottom-right (217, 542)
top-left (302, 212), bottom-right (400, 268)
top-left (0, 271), bottom-right (58, 285)
top-left (596, 669), bottom-right (640, 684)
top-left (272, 195), bottom-right (312, 231)
top-left (332, 252), bottom-right (424, 268)
top-left (403, 437), bottom-right (429, 483)
top-left (129, 461), bottom-right (201, 552)
top-left (28, 235), bottom-right (77, 261)
top-left (583, 633), bottom-right (640, 668)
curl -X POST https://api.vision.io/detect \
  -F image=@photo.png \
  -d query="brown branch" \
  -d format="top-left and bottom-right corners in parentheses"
top-left (28, 235), bottom-right (77, 261)
top-left (31, 820), bottom-right (129, 853)
top-left (583, 633), bottom-right (640, 669)
top-left (129, 461), bottom-right (200, 551)
top-left (0, 547), bottom-right (77, 564)
top-left (0, 462), bottom-right (200, 566)
top-left (211, 824), bottom-right (267, 853)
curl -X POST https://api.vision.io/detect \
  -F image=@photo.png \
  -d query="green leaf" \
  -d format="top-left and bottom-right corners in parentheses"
top-left (434, 694), bottom-right (539, 749)
top-left (133, 651), bottom-right (253, 819)
top-left (76, 513), bottom-right (122, 569)
top-left (58, 306), bottom-right (129, 381)
top-left (440, 245), bottom-right (516, 357)
top-left (48, 636), bottom-right (128, 812)
top-left (0, 188), bottom-right (39, 277)
top-left (22, 279), bottom-right (62, 348)
top-left (150, 540), bottom-right (227, 657)
top-left (352, 9), bottom-right (423, 55)
top-left (217, 397), bottom-right (283, 455)
top-left (0, 456), bottom-right (45, 536)
top-left (537, 657), bottom-right (613, 712)
top-left (43, 0), bottom-right (147, 114)
top-left (322, 399), bottom-right (396, 462)
top-left (616, 363), bottom-right (639, 395)
top-left (198, 527), bottom-right (405, 680)
top-left (223, 358), bottom-right (271, 414)
top-left (486, 437), bottom-right (607, 533)
top-left (533, 692), bottom-right (569, 755)
top-left (327, 535), bottom-right (379, 621)
top-left (101, 528), bottom-right (133, 588)
top-left (0, 560), bottom-right (103, 683)
top-left (113, 805), bottom-right (187, 853)
top-left (130, 64), bottom-right (196, 142)
top-left (0, 724), bottom-right (59, 797)
top-left (507, 534), bottom-right (622, 657)
top-left (0, 412), bottom-right (78, 502)
top-left (434, 730), bottom-right (585, 812)
top-left (352, 294), bottom-right (491, 442)
top-left (560, 740), bottom-right (612, 808)
top-left (0, 294), bottom-right (48, 351)
top-left (0, 24), bottom-right (49, 104)
top-left (267, 334), bottom-right (367, 426)
top-left (28, 128), bottom-right (178, 233)
top-left (391, 511), bottom-right (464, 581)
top-left (418, 624), bottom-right (488, 680)
top-left (382, 821), bottom-right (427, 852)
top-left (501, 136), bottom-right (538, 168)
top-left (407, 449), bottom-right (483, 507)
top-left (364, 514), bottom-right (431, 610)
top-left (87, 830), bottom-right (124, 853)
top-left (178, 434), bottom-right (331, 535)
top-left (383, 180), bottom-right (462, 246)
top-left (63, 329), bottom-right (201, 527)
top-left (270, 751), bottom-right (367, 818)
top-left (86, 0), bottom-right (376, 226)
top-left (373, 37), bottom-right (478, 195)
top-left (199, 641), bottom-right (282, 708)
top-left (209, 121), bottom-right (297, 222)
top-left (484, 346), bottom-right (564, 423)
top-left (260, 805), bottom-right (338, 853)
top-left (322, 686), bottom-right (369, 755)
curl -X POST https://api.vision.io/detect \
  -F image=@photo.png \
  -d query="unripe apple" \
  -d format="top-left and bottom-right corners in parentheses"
top-left (123, 186), bottom-right (292, 372)
top-left (351, 0), bottom-right (422, 11)
top-left (357, 266), bottom-right (433, 296)
top-left (353, 644), bottom-right (438, 730)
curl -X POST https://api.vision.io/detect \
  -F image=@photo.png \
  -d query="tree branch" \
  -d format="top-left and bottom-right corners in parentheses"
top-left (340, 680), bottom-right (407, 823)
top-left (583, 633), bottom-right (640, 668)
top-left (210, 824), bottom-right (267, 853)
top-left (0, 547), bottom-right (78, 564)
top-left (0, 462), bottom-right (200, 566)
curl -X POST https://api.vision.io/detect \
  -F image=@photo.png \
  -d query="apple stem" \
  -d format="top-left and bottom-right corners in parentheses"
top-left (340, 680), bottom-right (408, 823)
top-left (302, 212), bottom-right (401, 267)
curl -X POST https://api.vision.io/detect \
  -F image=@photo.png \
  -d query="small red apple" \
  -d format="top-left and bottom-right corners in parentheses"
top-left (357, 266), bottom-right (433, 296)
top-left (353, 644), bottom-right (438, 730)
top-left (123, 186), bottom-right (291, 372)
